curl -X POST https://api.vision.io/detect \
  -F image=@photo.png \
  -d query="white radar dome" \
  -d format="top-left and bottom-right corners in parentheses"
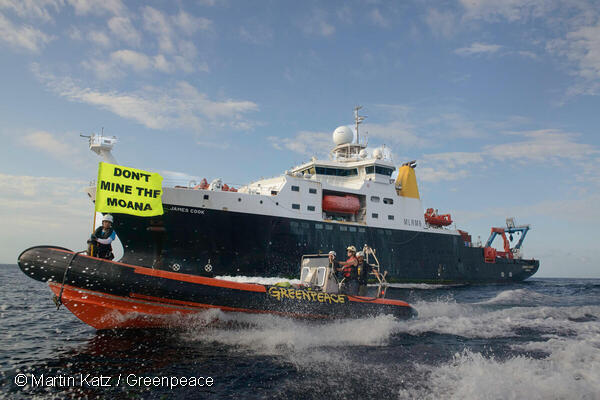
top-left (373, 148), bottom-right (383, 159)
top-left (332, 126), bottom-right (354, 145)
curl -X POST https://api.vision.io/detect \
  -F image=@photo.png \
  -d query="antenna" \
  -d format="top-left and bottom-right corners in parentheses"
top-left (354, 106), bottom-right (366, 144)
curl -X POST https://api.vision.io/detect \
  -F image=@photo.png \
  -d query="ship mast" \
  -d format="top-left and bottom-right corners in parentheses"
top-left (354, 105), bottom-right (366, 144)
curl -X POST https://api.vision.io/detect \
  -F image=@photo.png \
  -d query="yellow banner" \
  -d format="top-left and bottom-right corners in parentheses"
top-left (95, 162), bottom-right (163, 217)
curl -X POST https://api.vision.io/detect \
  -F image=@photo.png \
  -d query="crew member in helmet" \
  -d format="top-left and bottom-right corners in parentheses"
top-left (336, 245), bottom-right (359, 295)
top-left (89, 214), bottom-right (116, 260)
top-left (356, 251), bottom-right (381, 296)
top-left (328, 250), bottom-right (337, 268)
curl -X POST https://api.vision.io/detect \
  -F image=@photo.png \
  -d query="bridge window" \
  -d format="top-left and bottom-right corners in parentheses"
top-left (292, 203), bottom-right (300, 210)
top-left (309, 188), bottom-right (317, 194)
top-left (349, 227), bottom-right (357, 232)
top-left (388, 215), bottom-right (394, 220)
top-left (307, 205), bottom-right (315, 211)
top-left (291, 185), bottom-right (300, 192)
top-left (383, 198), bottom-right (394, 205)
top-left (376, 166), bottom-right (393, 176)
top-left (315, 166), bottom-right (358, 177)
top-left (366, 166), bottom-right (374, 174)
top-left (340, 226), bottom-right (347, 231)
top-left (372, 213), bottom-right (379, 218)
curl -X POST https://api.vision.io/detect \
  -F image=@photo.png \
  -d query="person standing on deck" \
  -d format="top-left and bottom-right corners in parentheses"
top-left (357, 251), bottom-right (381, 296)
top-left (336, 246), bottom-right (359, 295)
top-left (89, 214), bottom-right (116, 260)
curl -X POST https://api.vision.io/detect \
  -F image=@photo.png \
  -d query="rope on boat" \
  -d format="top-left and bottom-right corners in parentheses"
top-left (53, 250), bottom-right (87, 310)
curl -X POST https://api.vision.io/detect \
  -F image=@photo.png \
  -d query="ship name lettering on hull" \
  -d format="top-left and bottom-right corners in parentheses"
top-left (168, 206), bottom-right (205, 214)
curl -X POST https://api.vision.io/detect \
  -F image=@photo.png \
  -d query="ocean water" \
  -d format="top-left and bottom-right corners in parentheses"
top-left (1, 264), bottom-right (599, 399)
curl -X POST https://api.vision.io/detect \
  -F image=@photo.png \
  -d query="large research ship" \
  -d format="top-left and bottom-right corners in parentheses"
top-left (85, 108), bottom-right (539, 283)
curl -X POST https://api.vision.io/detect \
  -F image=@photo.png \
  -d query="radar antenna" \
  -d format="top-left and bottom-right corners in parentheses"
top-left (81, 129), bottom-right (118, 164)
top-left (354, 106), bottom-right (366, 144)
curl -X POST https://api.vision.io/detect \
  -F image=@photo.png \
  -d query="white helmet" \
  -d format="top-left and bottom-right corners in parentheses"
top-left (102, 214), bottom-right (113, 223)
top-left (328, 251), bottom-right (336, 257)
top-left (346, 245), bottom-right (357, 253)
top-left (356, 251), bottom-right (364, 258)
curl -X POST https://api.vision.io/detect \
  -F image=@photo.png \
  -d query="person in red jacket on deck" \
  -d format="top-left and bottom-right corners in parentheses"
top-left (336, 246), bottom-right (359, 295)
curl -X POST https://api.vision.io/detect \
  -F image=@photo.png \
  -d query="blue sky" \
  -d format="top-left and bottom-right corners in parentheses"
top-left (1, 0), bottom-right (599, 277)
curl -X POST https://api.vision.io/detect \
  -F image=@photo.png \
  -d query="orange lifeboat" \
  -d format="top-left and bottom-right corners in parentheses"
top-left (193, 178), bottom-right (209, 190)
top-left (322, 195), bottom-right (360, 214)
top-left (424, 208), bottom-right (452, 226)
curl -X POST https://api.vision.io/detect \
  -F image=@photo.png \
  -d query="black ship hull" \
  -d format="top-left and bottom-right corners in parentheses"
top-left (112, 204), bottom-right (539, 283)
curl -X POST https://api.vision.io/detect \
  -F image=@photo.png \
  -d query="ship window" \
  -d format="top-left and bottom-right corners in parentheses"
top-left (383, 198), bottom-right (394, 205)
top-left (203, 194), bottom-right (209, 200)
top-left (315, 166), bottom-right (358, 177)
top-left (238, 198), bottom-right (242, 202)
top-left (366, 166), bottom-right (375, 174)
top-left (315, 223), bottom-right (323, 229)
top-left (359, 228), bottom-right (366, 233)
top-left (291, 186), bottom-right (300, 192)
top-left (371, 196), bottom-right (380, 202)
top-left (317, 267), bottom-right (326, 286)
top-left (388, 215), bottom-right (394, 220)
top-left (378, 230), bottom-right (384, 235)
top-left (340, 226), bottom-right (347, 231)
top-left (376, 166), bottom-right (393, 176)
top-left (372, 213), bottom-right (379, 218)
top-left (291, 221), bottom-right (299, 227)
top-left (301, 222), bottom-right (309, 228)
top-left (271, 190), bottom-right (278, 195)
top-left (385, 230), bottom-right (392, 235)
top-left (325, 225), bottom-right (333, 230)
top-left (349, 227), bottom-right (357, 232)
top-left (309, 188), bottom-right (317, 194)
top-left (307, 205), bottom-right (315, 211)
top-left (260, 200), bottom-right (263, 204)
top-left (292, 203), bottom-right (300, 210)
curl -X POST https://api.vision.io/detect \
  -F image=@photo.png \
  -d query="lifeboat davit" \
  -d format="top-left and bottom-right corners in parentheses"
top-left (322, 195), bottom-right (360, 214)
top-left (424, 208), bottom-right (452, 226)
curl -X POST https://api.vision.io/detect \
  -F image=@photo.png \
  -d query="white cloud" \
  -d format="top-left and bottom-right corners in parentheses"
top-left (239, 23), bottom-right (273, 45)
top-left (268, 131), bottom-right (331, 157)
top-left (153, 54), bottom-right (173, 73)
top-left (0, 12), bottom-right (54, 52)
top-left (33, 65), bottom-right (259, 134)
top-left (110, 49), bottom-right (152, 71)
top-left (418, 129), bottom-right (598, 182)
top-left (87, 30), bottom-right (111, 47)
top-left (20, 131), bottom-right (75, 159)
top-left (547, 22), bottom-right (600, 96)
top-left (459, 0), bottom-right (558, 22)
top-left (455, 42), bottom-right (502, 56)
top-left (0, 0), bottom-right (62, 22)
top-left (108, 16), bottom-right (141, 47)
top-left (425, 8), bottom-right (457, 37)
top-left (66, 0), bottom-right (125, 16)
top-left (142, 6), bottom-right (174, 53)
top-left (18, 130), bottom-right (92, 168)
top-left (484, 129), bottom-right (598, 163)
top-left (369, 9), bottom-right (389, 28)
top-left (302, 10), bottom-right (335, 37)
top-left (0, 173), bottom-right (92, 262)
top-left (173, 10), bottom-right (212, 35)
top-left (363, 121), bottom-right (430, 148)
